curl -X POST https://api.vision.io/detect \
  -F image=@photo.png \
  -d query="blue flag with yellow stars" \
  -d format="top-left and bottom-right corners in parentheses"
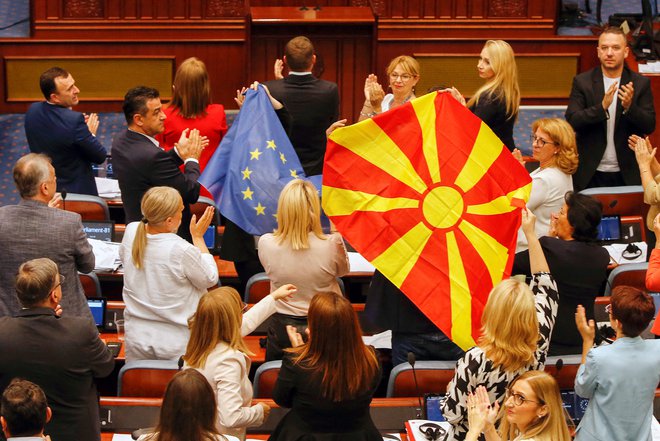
top-left (200, 86), bottom-right (305, 235)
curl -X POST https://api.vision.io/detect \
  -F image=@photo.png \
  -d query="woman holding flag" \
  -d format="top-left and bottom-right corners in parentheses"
top-left (441, 208), bottom-right (559, 441)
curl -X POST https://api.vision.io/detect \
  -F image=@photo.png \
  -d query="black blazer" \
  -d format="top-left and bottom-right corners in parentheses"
top-left (264, 74), bottom-right (339, 176)
top-left (565, 65), bottom-right (656, 191)
top-left (0, 308), bottom-right (114, 441)
top-left (25, 102), bottom-right (107, 196)
top-left (111, 129), bottom-right (200, 240)
top-left (469, 93), bottom-right (517, 152)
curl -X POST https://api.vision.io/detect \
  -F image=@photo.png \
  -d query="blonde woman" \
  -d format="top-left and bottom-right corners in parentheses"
top-left (184, 285), bottom-right (295, 440)
top-left (449, 40), bottom-right (520, 151)
top-left (120, 186), bottom-right (218, 361)
top-left (465, 371), bottom-right (572, 441)
top-left (258, 179), bottom-right (349, 361)
top-left (358, 55), bottom-right (420, 121)
top-left (156, 57), bottom-right (227, 172)
top-left (513, 118), bottom-right (579, 252)
top-left (441, 208), bottom-right (559, 441)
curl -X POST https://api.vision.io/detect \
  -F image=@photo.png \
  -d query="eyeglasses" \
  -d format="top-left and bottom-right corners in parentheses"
top-left (52, 274), bottom-right (65, 291)
top-left (505, 388), bottom-right (544, 406)
top-left (390, 73), bottom-right (414, 81)
top-left (530, 135), bottom-right (557, 148)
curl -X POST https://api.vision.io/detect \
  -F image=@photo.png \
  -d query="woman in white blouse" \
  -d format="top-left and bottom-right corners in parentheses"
top-left (513, 118), bottom-right (578, 252)
top-left (120, 186), bottom-right (218, 361)
top-left (184, 285), bottom-right (295, 440)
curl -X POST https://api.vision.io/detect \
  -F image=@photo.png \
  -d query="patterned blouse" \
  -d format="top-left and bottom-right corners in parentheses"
top-left (440, 273), bottom-right (559, 441)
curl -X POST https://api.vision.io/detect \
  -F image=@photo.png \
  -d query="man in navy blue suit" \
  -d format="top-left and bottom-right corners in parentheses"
top-left (24, 67), bottom-right (107, 196)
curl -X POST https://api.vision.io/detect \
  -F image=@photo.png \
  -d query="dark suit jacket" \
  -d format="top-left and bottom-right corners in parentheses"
top-left (25, 102), bottom-right (107, 196)
top-left (111, 129), bottom-right (201, 241)
top-left (264, 74), bottom-right (339, 176)
top-left (565, 65), bottom-right (656, 191)
top-left (0, 308), bottom-right (114, 441)
top-left (0, 199), bottom-right (95, 319)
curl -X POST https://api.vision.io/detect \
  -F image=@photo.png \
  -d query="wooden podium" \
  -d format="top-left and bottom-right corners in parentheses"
top-left (249, 6), bottom-right (376, 122)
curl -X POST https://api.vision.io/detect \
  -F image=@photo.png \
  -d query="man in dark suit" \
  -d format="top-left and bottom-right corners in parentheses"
top-left (0, 153), bottom-right (95, 319)
top-left (265, 36), bottom-right (339, 176)
top-left (24, 67), bottom-right (107, 196)
top-left (0, 258), bottom-right (114, 441)
top-left (566, 26), bottom-right (656, 191)
top-left (112, 86), bottom-right (204, 242)
top-left (1, 379), bottom-right (52, 440)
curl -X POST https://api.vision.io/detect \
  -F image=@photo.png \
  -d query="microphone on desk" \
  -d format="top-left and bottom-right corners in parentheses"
top-left (299, 2), bottom-right (309, 10)
top-left (408, 351), bottom-right (423, 419)
top-left (553, 358), bottom-right (563, 379)
top-left (61, 189), bottom-right (67, 211)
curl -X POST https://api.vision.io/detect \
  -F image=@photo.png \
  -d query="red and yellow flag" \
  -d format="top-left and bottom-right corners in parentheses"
top-left (322, 92), bottom-right (532, 350)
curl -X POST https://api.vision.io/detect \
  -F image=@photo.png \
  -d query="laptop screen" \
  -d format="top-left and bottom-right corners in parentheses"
top-left (87, 297), bottom-right (106, 328)
top-left (82, 220), bottom-right (115, 242)
top-left (597, 215), bottom-right (621, 243)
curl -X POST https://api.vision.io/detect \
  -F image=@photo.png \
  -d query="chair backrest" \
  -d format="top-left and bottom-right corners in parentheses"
top-left (244, 272), bottom-right (271, 303)
top-left (386, 360), bottom-right (457, 397)
top-left (243, 273), bottom-right (347, 304)
top-left (252, 360), bottom-right (282, 398)
top-left (78, 271), bottom-right (102, 298)
top-left (605, 262), bottom-right (648, 296)
top-left (579, 186), bottom-right (646, 218)
top-left (118, 360), bottom-right (180, 397)
top-left (64, 193), bottom-right (110, 220)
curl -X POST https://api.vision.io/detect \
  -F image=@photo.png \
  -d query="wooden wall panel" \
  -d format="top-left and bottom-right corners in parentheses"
top-left (0, 41), bottom-right (247, 114)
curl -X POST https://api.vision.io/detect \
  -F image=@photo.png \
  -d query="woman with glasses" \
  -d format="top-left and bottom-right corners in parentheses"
top-left (358, 55), bottom-right (420, 121)
top-left (513, 192), bottom-right (609, 356)
top-left (513, 118), bottom-right (578, 252)
top-left (447, 40), bottom-right (520, 152)
top-left (268, 292), bottom-right (381, 441)
top-left (258, 179), bottom-right (349, 361)
top-left (183, 285), bottom-right (295, 440)
top-left (574, 286), bottom-right (660, 441)
top-left (442, 208), bottom-right (559, 441)
top-left (464, 371), bottom-right (571, 441)
top-left (120, 186), bottom-right (218, 361)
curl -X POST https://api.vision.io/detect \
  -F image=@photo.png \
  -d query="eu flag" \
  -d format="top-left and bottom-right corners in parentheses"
top-left (200, 86), bottom-right (305, 235)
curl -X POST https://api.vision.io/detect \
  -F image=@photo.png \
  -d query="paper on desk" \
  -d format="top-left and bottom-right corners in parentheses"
top-left (88, 238), bottom-right (122, 271)
top-left (362, 330), bottom-right (392, 349)
top-left (603, 241), bottom-right (647, 264)
top-left (652, 415), bottom-right (660, 440)
top-left (95, 177), bottom-right (122, 198)
top-left (348, 252), bottom-right (375, 273)
top-left (639, 61), bottom-right (660, 73)
top-left (111, 435), bottom-right (133, 441)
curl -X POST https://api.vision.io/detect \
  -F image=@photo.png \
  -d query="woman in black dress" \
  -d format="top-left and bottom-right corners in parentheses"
top-left (268, 292), bottom-right (381, 441)
top-left (448, 40), bottom-right (520, 152)
top-left (512, 192), bottom-right (610, 355)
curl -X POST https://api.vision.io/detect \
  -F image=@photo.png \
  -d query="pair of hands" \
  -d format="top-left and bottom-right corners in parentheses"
top-left (234, 81), bottom-right (283, 111)
top-left (364, 74), bottom-right (385, 110)
top-left (443, 87), bottom-right (467, 106)
top-left (628, 134), bottom-right (657, 169)
top-left (603, 81), bottom-right (634, 111)
top-left (575, 304), bottom-right (596, 347)
top-left (175, 128), bottom-right (208, 161)
top-left (466, 386), bottom-right (499, 436)
top-left (84, 113), bottom-right (100, 136)
top-left (189, 205), bottom-right (215, 242)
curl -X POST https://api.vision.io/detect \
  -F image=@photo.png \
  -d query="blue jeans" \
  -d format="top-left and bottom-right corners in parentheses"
top-left (391, 331), bottom-right (465, 366)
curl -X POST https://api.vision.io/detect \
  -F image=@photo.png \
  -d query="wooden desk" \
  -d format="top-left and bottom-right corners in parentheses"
top-left (100, 333), bottom-right (266, 364)
top-left (251, 6), bottom-right (374, 25)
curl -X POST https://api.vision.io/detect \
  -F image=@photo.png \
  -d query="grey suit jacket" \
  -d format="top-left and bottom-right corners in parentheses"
top-left (0, 307), bottom-right (114, 441)
top-left (0, 199), bottom-right (95, 318)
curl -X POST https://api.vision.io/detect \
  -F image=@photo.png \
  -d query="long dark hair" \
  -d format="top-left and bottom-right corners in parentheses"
top-left (290, 292), bottom-right (379, 401)
top-left (147, 369), bottom-right (221, 441)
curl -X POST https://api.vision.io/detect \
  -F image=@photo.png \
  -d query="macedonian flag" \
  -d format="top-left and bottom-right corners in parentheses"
top-left (322, 92), bottom-right (532, 350)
